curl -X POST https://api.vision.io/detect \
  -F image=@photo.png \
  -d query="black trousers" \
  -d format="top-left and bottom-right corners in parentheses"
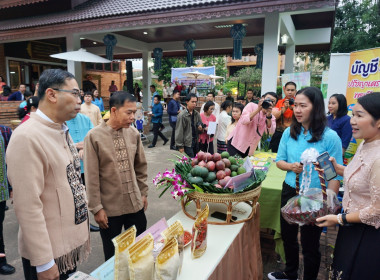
top-left (0, 201), bottom-right (6, 265)
top-left (22, 258), bottom-right (76, 280)
top-left (184, 139), bottom-right (199, 158)
top-left (152, 123), bottom-right (168, 146)
top-left (280, 182), bottom-right (322, 280)
top-left (269, 130), bottom-right (284, 153)
top-left (100, 208), bottom-right (147, 261)
top-left (227, 138), bottom-right (249, 158)
top-left (169, 121), bottom-right (176, 148)
top-left (199, 141), bottom-right (214, 154)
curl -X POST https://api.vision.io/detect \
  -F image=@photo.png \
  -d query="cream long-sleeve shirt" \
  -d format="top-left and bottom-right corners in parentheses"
top-left (80, 103), bottom-right (103, 127)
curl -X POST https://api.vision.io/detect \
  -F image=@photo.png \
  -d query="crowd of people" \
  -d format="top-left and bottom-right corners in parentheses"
top-left (0, 69), bottom-right (379, 280)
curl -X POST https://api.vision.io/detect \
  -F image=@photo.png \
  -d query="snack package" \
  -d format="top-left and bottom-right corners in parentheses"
top-left (161, 221), bottom-right (184, 274)
top-left (191, 204), bottom-right (209, 259)
top-left (155, 237), bottom-right (180, 280)
top-left (128, 233), bottom-right (154, 280)
top-left (112, 225), bottom-right (137, 280)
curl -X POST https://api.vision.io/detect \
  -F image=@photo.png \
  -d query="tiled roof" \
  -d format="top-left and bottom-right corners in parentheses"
top-left (0, 0), bottom-right (47, 9)
top-left (0, 0), bottom-right (249, 31)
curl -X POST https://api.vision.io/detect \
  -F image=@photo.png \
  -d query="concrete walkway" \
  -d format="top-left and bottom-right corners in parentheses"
top-left (3, 138), bottom-right (181, 279)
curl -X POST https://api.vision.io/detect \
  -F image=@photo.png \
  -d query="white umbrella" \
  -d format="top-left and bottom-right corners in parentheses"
top-left (134, 74), bottom-right (158, 80)
top-left (50, 48), bottom-right (111, 63)
top-left (181, 71), bottom-right (210, 80)
top-left (209, 74), bottom-right (224, 80)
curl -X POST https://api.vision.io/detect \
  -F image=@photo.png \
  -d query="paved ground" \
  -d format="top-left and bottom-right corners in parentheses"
top-left (3, 137), bottom-right (181, 279)
top-left (3, 136), bottom-right (338, 279)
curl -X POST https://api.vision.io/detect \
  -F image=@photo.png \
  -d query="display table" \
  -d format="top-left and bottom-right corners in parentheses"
top-left (258, 163), bottom-right (286, 261)
top-left (90, 201), bottom-right (262, 280)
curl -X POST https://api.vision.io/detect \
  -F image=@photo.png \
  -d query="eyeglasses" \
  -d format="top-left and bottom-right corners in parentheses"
top-left (52, 88), bottom-right (81, 98)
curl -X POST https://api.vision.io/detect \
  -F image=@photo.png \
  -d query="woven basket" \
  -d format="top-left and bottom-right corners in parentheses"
top-left (181, 186), bottom-right (261, 225)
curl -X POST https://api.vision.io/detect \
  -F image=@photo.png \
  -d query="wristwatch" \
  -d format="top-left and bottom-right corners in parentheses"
top-left (266, 115), bottom-right (272, 119)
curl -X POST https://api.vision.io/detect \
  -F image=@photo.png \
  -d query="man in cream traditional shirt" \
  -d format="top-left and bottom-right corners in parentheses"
top-left (6, 69), bottom-right (90, 280)
top-left (80, 91), bottom-right (102, 127)
top-left (84, 91), bottom-right (148, 261)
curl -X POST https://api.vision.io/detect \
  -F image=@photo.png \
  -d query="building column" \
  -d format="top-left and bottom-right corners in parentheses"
top-left (261, 12), bottom-right (280, 95)
top-left (142, 50), bottom-right (152, 110)
top-left (284, 44), bottom-right (295, 74)
top-left (66, 33), bottom-right (82, 87)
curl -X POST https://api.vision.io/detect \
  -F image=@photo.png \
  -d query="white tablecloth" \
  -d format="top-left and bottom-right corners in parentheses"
top-left (90, 202), bottom-right (258, 280)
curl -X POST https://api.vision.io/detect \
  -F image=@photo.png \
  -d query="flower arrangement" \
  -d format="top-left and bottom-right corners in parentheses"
top-left (154, 152), bottom-right (265, 201)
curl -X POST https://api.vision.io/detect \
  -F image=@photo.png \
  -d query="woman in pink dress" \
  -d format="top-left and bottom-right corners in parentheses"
top-left (317, 92), bottom-right (380, 279)
top-left (199, 101), bottom-right (216, 154)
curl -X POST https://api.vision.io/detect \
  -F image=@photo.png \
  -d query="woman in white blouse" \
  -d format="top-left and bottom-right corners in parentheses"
top-left (216, 100), bottom-right (232, 154)
top-left (316, 92), bottom-right (380, 279)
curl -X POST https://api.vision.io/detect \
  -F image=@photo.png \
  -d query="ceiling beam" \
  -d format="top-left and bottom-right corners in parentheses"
top-left (82, 33), bottom-right (148, 52)
top-left (280, 14), bottom-right (296, 44)
top-left (147, 36), bottom-right (264, 52)
top-left (295, 28), bottom-right (331, 45)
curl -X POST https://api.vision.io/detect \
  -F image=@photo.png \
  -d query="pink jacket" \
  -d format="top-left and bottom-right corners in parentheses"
top-left (229, 103), bottom-right (276, 156)
top-left (199, 112), bottom-right (216, 144)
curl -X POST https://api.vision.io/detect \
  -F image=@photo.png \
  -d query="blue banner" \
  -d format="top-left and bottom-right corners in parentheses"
top-left (171, 66), bottom-right (215, 87)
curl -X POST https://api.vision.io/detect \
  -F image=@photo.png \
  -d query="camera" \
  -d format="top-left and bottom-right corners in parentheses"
top-left (197, 122), bottom-right (206, 129)
top-left (262, 99), bottom-right (273, 109)
top-left (288, 98), bottom-right (295, 106)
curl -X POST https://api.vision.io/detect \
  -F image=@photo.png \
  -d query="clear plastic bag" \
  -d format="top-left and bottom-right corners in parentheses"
top-left (281, 188), bottom-right (341, 226)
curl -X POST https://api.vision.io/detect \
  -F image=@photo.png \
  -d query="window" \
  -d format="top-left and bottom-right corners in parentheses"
top-left (85, 61), bottom-right (120, 72)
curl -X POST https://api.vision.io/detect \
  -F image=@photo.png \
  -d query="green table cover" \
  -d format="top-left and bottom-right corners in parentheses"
top-left (258, 161), bottom-right (286, 262)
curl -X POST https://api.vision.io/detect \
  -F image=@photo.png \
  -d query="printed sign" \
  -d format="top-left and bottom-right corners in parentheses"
top-left (281, 72), bottom-right (310, 93)
top-left (346, 48), bottom-right (380, 107)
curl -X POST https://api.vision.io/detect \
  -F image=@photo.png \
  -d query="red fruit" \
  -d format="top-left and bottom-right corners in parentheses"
top-left (222, 158), bottom-right (231, 168)
top-left (224, 176), bottom-right (231, 182)
top-left (213, 153), bottom-right (221, 162)
top-left (215, 184), bottom-right (222, 189)
top-left (205, 152), bottom-right (213, 162)
top-left (216, 170), bottom-right (226, 180)
top-left (191, 158), bottom-right (199, 167)
top-left (219, 179), bottom-right (227, 187)
top-left (197, 151), bottom-right (205, 161)
top-left (198, 160), bottom-right (206, 167)
top-left (215, 160), bottom-right (226, 171)
top-left (206, 161), bottom-right (215, 172)
top-left (224, 168), bottom-right (231, 176)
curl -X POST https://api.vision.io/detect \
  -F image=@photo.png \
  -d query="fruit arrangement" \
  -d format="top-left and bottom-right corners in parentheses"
top-left (154, 151), bottom-right (265, 200)
top-left (178, 151), bottom-right (264, 194)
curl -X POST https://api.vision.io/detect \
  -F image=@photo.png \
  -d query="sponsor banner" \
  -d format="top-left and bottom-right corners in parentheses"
top-left (346, 48), bottom-right (380, 106)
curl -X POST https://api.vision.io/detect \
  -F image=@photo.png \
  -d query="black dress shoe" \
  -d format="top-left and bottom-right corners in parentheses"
top-left (0, 263), bottom-right (15, 275)
top-left (148, 144), bottom-right (155, 148)
top-left (170, 146), bottom-right (177, 150)
top-left (163, 139), bottom-right (168, 146)
top-left (90, 224), bottom-right (100, 232)
top-left (4, 205), bottom-right (8, 211)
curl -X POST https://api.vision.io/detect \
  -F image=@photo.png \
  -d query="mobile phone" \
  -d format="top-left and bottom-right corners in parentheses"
top-left (211, 211), bottom-right (237, 222)
top-left (316, 152), bottom-right (337, 181)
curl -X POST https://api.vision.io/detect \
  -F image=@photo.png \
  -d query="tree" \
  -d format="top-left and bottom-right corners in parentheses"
top-left (311, 0), bottom-right (380, 68)
top-left (230, 67), bottom-right (262, 96)
top-left (155, 57), bottom-right (186, 83)
top-left (202, 56), bottom-right (228, 77)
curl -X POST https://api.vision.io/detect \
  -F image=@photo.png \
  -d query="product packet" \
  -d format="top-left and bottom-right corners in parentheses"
top-left (161, 221), bottom-right (184, 274)
top-left (191, 204), bottom-right (209, 259)
top-left (128, 233), bottom-right (155, 280)
top-left (112, 225), bottom-right (137, 280)
top-left (155, 237), bottom-right (180, 280)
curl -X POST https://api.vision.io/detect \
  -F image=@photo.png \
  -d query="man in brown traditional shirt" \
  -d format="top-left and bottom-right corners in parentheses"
top-left (84, 91), bottom-right (148, 261)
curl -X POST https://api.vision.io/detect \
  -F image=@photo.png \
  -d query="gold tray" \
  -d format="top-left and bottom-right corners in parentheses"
top-left (181, 186), bottom-right (261, 225)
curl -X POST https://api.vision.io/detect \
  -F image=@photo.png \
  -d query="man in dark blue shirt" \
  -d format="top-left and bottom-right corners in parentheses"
top-left (148, 95), bottom-right (168, 148)
top-left (167, 90), bottom-right (181, 150)
top-left (7, 84), bottom-right (26, 101)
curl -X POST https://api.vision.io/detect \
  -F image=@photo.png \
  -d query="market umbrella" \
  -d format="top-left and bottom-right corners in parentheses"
top-left (209, 74), bottom-right (224, 80)
top-left (134, 74), bottom-right (158, 80)
top-left (50, 48), bottom-right (111, 63)
top-left (181, 71), bottom-right (210, 80)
